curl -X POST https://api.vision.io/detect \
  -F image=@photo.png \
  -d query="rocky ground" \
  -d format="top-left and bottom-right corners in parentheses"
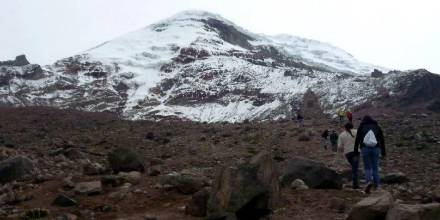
top-left (0, 106), bottom-right (439, 220)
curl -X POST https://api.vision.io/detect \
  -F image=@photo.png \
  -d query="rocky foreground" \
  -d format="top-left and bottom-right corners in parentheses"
top-left (0, 106), bottom-right (439, 219)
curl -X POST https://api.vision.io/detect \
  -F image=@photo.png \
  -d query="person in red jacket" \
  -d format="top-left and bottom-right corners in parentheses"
top-left (346, 111), bottom-right (353, 123)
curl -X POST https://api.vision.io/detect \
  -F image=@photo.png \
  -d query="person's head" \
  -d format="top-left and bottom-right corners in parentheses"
top-left (362, 115), bottom-right (376, 124)
top-left (344, 122), bottom-right (354, 137)
top-left (344, 122), bottom-right (354, 131)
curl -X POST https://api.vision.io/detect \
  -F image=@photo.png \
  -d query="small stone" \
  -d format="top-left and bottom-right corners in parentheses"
top-left (143, 214), bottom-right (157, 220)
top-left (22, 208), bottom-right (49, 219)
top-left (148, 165), bottom-right (161, 176)
top-left (52, 195), bottom-right (77, 207)
top-left (101, 175), bottom-right (125, 187)
top-left (186, 187), bottom-right (210, 217)
top-left (74, 181), bottom-right (102, 195)
top-left (108, 183), bottom-right (132, 200)
top-left (381, 172), bottom-right (409, 184)
top-left (329, 197), bottom-right (346, 213)
top-left (118, 171), bottom-right (142, 185)
top-left (290, 179), bottom-right (309, 190)
top-left (83, 162), bottom-right (106, 175)
top-left (101, 205), bottom-right (113, 212)
top-left (62, 176), bottom-right (75, 189)
top-left (55, 213), bottom-right (78, 220)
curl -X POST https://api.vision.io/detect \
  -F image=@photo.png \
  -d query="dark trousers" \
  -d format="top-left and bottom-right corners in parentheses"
top-left (345, 152), bottom-right (360, 188)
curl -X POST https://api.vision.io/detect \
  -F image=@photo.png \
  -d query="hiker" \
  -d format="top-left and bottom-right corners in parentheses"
top-left (337, 110), bottom-right (345, 123)
top-left (354, 115), bottom-right (386, 194)
top-left (346, 111), bottom-right (353, 123)
top-left (329, 130), bottom-right (338, 152)
top-left (321, 129), bottom-right (329, 150)
top-left (296, 112), bottom-right (304, 128)
top-left (338, 122), bottom-right (359, 189)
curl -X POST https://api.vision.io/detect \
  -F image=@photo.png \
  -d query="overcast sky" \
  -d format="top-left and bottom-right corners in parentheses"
top-left (1, 0), bottom-right (439, 72)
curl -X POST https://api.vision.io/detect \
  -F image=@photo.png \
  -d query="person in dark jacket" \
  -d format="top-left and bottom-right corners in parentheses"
top-left (296, 112), bottom-right (304, 128)
top-left (354, 115), bottom-right (386, 194)
top-left (321, 129), bottom-right (329, 150)
top-left (329, 130), bottom-right (339, 152)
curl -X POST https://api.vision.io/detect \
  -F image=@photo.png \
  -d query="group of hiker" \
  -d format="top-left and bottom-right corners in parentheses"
top-left (322, 114), bottom-right (386, 194)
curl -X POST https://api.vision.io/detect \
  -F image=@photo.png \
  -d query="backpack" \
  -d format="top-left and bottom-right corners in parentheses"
top-left (363, 130), bottom-right (377, 147)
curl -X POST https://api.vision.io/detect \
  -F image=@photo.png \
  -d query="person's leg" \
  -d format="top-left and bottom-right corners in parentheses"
top-left (346, 153), bottom-right (358, 189)
top-left (362, 148), bottom-right (372, 184)
top-left (352, 153), bottom-right (360, 188)
top-left (371, 147), bottom-right (381, 187)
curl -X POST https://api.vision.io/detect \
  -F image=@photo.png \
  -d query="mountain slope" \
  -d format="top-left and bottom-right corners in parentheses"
top-left (0, 11), bottom-right (438, 122)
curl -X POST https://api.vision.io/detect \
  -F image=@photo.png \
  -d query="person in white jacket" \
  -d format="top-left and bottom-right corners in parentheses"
top-left (337, 122), bottom-right (360, 189)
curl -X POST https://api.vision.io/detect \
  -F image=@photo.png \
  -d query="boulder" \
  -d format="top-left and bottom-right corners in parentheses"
top-left (382, 172), bottom-right (409, 185)
top-left (186, 187), bottom-right (210, 217)
top-left (386, 203), bottom-right (440, 220)
top-left (159, 172), bottom-right (207, 195)
top-left (207, 151), bottom-right (279, 220)
top-left (280, 157), bottom-right (342, 189)
top-left (107, 147), bottom-right (145, 173)
top-left (74, 181), bottom-right (102, 195)
top-left (0, 156), bottom-right (37, 183)
top-left (347, 190), bottom-right (394, 220)
top-left (52, 195), bottom-right (77, 207)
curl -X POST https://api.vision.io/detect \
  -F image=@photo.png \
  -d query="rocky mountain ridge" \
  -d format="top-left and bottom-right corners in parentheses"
top-left (1, 11), bottom-right (439, 122)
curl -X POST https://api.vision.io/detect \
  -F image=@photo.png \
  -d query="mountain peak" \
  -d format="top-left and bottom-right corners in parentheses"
top-left (168, 10), bottom-right (229, 21)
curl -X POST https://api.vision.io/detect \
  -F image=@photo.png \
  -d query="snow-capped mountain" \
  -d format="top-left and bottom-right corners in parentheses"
top-left (1, 11), bottom-right (439, 122)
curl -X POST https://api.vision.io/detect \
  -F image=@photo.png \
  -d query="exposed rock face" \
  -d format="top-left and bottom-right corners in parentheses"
top-left (0, 156), bottom-right (37, 183)
top-left (0, 55), bottom-right (30, 66)
top-left (394, 70), bottom-right (440, 107)
top-left (207, 151), bottom-right (279, 220)
top-left (372, 69), bottom-right (384, 78)
top-left (280, 157), bottom-right (342, 189)
top-left (347, 190), bottom-right (394, 220)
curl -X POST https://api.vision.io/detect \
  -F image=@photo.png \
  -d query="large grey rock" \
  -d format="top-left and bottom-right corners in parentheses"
top-left (386, 203), bottom-right (440, 220)
top-left (107, 147), bottom-right (145, 173)
top-left (0, 156), bottom-right (37, 183)
top-left (347, 190), bottom-right (394, 220)
top-left (281, 157), bottom-right (342, 189)
top-left (207, 151), bottom-right (279, 220)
